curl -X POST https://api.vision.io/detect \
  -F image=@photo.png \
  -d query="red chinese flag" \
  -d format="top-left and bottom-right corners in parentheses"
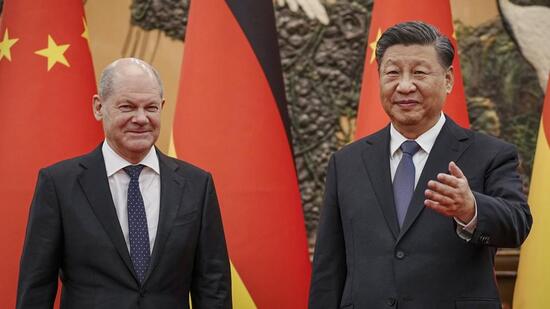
top-left (355, 0), bottom-right (469, 138)
top-left (172, 0), bottom-right (311, 308)
top-left (0, 0), bottom-right (102, 306)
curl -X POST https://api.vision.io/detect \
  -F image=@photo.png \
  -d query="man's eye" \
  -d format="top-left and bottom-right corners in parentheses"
top-left (146, 106), bottom-right (159, 112)
top-left (414, 70), bottom-right (427, 75)
top-left (119, 105), bottom-right (132, 111)
top-left (386, 70), bottom-right (399, 75)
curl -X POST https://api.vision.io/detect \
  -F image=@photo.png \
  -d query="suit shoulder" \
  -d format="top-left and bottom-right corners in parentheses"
top-left (332, 127), bottom-right (387, 159)
top-left (465, 129), bottom-right (517, 153)
top-left (334, 138), bottom-right (365, 157)
top-left (447, 125), bottom-right (519, 163)
top-left (445, 117), bottom-right (515, 151)
top-left (159, 154), bottom-right (212, 179)
top-left (40, 151), bottom-right (94, 177)
top-left (472, 130), bottom-right (513, 147)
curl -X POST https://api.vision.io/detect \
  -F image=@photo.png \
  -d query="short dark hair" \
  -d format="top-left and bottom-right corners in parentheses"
top-left (375, 21), bottom-right (454, 69)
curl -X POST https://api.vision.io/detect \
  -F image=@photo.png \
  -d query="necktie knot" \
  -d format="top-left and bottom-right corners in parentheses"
top-left (124, 164), bottom-right (145, 180)
top-left (400, 140), bottom-right (420, 156)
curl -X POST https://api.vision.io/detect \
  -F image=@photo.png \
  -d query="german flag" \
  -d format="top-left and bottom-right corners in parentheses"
top-left (513, 76), bottom-right (550, 308)
top-left (0, 0), bottom-right (102, 306)
top-left (171, 0), bottom-right (311, 308)
top-left (355, 0), bottom-right (469, 138)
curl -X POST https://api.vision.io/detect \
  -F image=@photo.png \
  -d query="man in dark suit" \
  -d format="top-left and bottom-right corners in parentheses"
top-left (309, 21), bottom-right (532, 309)
top-left (17, 58), bottom-right (232, 309)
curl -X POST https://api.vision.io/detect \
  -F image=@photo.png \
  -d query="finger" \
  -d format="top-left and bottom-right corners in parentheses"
top-left (436, 173), bottom-right (460, 188)
top-left (276, 0), bottom-right (285, 7)
top-left (449, 161), bottom-right (465, 179)
top-left (427, 180), bottom-right (456, 198)
top-left (424, 199), bottom-right (452, 217)
top-left (424, 189), bottom-right (455, 206)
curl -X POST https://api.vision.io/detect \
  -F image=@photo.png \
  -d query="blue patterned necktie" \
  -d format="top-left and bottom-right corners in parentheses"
top-left (124, 164), bottom-right (151, 283)
top-left (393, 140), bottom-right (421, 227)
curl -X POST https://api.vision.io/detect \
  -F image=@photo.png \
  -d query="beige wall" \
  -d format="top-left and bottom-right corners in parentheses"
top-left (451, 0), bottom-right (499, 26)
top-left (84, 0), bottom-right (184, 152)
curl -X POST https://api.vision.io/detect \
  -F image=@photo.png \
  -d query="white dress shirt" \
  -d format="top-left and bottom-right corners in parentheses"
top-left (102, 141), bottom-right (160, 254)
top-left (389, 113), bottom-right (477, 240)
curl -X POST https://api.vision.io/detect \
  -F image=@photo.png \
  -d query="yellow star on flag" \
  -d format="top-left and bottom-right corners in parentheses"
top-left (0, 29), bottom-right (19, 62)
top-left (81, 17), bottom-right (89, 41)
top-left (369, 28), bottom-right (382, 64)
top-left (34, 35), bottom-right (70, 71)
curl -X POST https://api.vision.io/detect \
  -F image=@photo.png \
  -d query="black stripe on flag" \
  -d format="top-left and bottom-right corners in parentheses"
top-left (225, 0), bottom-right (293, 148)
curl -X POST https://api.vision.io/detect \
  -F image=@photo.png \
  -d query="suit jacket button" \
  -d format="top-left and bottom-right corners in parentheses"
top-left (395, 250), bottom-right (405, 259)
top-left (479, 235), bottom-right (490, 244)
top-left (386, 297), bottom-right (396, 306)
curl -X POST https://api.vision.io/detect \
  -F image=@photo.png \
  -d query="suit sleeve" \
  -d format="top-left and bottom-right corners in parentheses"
top-left (191, 173), bottom-right (232, 309)
top-left (17, 169), bottom-right (62, 309)
top-left (471, 143), bottom-right (532, 247)
top-left (309, 155), bottom-right (347, 309)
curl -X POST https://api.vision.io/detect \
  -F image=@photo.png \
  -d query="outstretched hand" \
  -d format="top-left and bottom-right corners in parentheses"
top-left (424, 161), bottom-right (475, 223)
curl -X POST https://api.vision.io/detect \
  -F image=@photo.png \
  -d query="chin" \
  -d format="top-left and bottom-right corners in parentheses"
top-left (391, 113), bottom-right (422, 126)
top-left (124, 139), bottom-right (155, 153)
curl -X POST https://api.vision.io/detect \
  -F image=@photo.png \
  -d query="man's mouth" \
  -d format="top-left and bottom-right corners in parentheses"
top-left (394, 100), bottom-right (419, 108)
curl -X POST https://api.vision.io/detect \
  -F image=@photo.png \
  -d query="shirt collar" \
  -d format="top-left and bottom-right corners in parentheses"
top-left (102, 140), bottom-right (160, 177)
top-left (390, 112), bottom-right (446, 156)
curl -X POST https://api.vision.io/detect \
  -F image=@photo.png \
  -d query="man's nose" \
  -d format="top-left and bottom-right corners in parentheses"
top-left (132, 108), bottom-right (149, 123)
top-left (396, 75), bottom-right (416, 93)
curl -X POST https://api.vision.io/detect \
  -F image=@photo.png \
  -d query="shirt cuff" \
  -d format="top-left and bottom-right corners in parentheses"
top-left (454, 198), bottom-right (477, 241)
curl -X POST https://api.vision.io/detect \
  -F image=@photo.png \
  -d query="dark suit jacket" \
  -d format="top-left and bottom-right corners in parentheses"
top-left (17, 146), bottom-right (231, 309)
top-left (309, 117), bottom-right (532, 309)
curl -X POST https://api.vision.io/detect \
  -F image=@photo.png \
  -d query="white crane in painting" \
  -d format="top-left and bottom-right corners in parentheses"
top-left (275, 0), bottom-right (330, 25)
top-left (498, 0), bottom-right (550, 92)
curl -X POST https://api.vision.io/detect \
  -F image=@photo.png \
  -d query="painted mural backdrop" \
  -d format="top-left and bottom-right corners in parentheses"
top-left (122, 0), bottom-right (548, 248)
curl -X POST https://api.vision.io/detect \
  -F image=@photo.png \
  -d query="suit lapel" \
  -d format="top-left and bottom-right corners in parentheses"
top-left (142, 150), bottom-right (185, 284)
top-left (398, 117), bottom-right (472, 239)
top-left (361, 127), bottom-right (400, 239)
top-left (77, 146), bottom-right (137, 280)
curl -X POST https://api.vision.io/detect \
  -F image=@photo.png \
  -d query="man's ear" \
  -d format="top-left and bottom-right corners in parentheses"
top-left (445, 66), bottom-right (454, 94)
top-left (161, 98), bottom-right (166, 110)
top-left (92, 95), bottom-right (103, 121)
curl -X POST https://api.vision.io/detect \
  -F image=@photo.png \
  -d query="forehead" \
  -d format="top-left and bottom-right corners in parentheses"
top-left (380, 44), bottom-right (440, 67)
top-left (111, 69), bottom-right (162, 100)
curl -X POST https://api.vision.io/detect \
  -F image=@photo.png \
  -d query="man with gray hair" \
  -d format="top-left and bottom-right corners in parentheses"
top-left (309, 21), bottom-right (531, 308)
top-left (17, 58), bottom-right (232, 309)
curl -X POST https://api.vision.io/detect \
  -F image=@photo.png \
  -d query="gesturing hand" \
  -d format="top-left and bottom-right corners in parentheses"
top-left (424, 161), bottom-right (475, 223)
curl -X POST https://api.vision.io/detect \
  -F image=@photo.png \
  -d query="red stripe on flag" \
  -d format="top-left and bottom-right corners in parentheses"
top-left (173, 0), bottom-right (311, 308)
top-left (0, 0), bottom-right (102, 306)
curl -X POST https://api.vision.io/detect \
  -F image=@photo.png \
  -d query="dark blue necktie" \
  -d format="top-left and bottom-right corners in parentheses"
top-left (393, 140), bottom-right (421, 227)
top-left (124, 164), bottom-right (151, 283)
